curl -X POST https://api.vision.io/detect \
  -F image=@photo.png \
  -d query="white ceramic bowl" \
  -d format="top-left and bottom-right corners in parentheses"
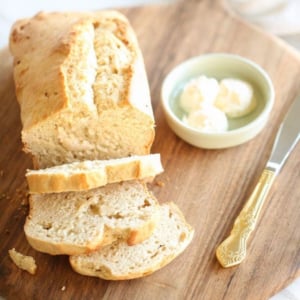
top-left (161, 53), bottom-right (275, 149)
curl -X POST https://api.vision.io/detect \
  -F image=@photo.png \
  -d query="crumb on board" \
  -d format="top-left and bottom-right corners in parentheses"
top-left (0, 186), bottom-right (29, 207)
top-left (8, 248), bottom-right (37, 275)
top-left (15, 187), bottom-right (29, 206)
top-left (0, 193), bottom-right (11, 200)
top-left (61, 286), bottom-right (66, 291)
top-left (21, 194), bottom-right (29, 206)
top-left (155, 180), bottom-right (165, 187)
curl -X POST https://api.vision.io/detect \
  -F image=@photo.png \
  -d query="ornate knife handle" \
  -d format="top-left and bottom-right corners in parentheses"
top-left (216, 168), bottom-right (276, 268)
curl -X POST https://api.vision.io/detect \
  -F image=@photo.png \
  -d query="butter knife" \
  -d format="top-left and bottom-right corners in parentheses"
top-left (216, 95), bottom-right (300, 268)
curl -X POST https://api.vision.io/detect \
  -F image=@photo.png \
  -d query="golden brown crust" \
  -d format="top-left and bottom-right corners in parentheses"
top-left (26, 154), bottom-right (163, 193)
top-left (10, 12), bottom-right (74, 129)
top-left (9, 10), bottom-right (153, 130)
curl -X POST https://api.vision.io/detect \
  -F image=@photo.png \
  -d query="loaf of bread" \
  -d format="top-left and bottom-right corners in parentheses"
top-left (26, 154), bottom-right (163, 194)
top-left (9, 11), bottom-right (154, 168)
top-left (24, 180), bottom-right (160, 255)
top-left (69, 202), bottom-right (194, 280)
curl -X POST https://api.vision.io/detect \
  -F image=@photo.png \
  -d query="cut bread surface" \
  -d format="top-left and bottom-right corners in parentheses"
top-left (24, 181), bottom-right (160, 255)
top-left (10, 11), bottom-right (154, 168)
top-left (26, 154), bottom-right (163, 193)
top-left (69, 202), bottom-right (194, 280)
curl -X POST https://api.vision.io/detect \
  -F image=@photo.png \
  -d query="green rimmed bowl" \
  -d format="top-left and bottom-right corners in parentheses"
top-left (161, 53), bottom-right (275, 149)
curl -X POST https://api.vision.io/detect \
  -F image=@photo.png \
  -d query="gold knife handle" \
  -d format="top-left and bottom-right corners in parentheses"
top-left (216, 168), bottom-right (276, 268)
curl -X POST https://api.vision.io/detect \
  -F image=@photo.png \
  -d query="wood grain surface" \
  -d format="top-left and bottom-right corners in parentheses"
top-left (1, 0), bottom-right (300, 299)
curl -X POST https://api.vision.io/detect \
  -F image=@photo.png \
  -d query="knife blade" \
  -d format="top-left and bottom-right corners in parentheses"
top-left (267, 97), bottom-right (300, 173)
top-left (216, 95), bottom-right (300, 268)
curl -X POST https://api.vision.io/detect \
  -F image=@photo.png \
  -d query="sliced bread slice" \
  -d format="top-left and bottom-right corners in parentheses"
top-left (26, 154), bottom-right (163, 194)
top-left (24, 180), bottom-right (160, 256)
top-left (69, 202), bottom-right (194, 280)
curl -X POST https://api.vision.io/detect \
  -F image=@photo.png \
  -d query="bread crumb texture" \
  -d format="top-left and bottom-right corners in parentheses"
top-left (8, 248), bottom-right (37, 275)
top-left (70, 202), bottom-right (194, 280)
top-left (24, 181), bottom-right (160, 255)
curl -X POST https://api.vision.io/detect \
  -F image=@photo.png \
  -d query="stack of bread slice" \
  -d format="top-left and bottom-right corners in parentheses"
top-left (25, 155), bottom-right (194, 279)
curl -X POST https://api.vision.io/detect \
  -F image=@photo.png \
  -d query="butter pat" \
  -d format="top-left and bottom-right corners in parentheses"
top-left (179, 76), bottom-right (256, 133)
top-left (183, 105), bottom-right (228, 133)
top-left (215, 78), bottom-right (256, 118)
top-left (179, 76), bottom-right (219, 113)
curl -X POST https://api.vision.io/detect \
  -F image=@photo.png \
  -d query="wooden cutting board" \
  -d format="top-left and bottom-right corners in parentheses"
top-left (0, 0), bottom-right (299, 299)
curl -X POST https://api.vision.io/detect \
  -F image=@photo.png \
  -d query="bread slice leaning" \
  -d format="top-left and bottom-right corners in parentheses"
top-left (26, 154), bottom-right (163, 194)
top-left (24, 181), bottom-right (160, 255)
top-left (69, 202), bottom-right (194, 280)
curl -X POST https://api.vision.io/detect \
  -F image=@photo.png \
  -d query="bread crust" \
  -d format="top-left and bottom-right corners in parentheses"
top-left (10, 11), bottom-right (153, 130)
top-left (26, 154), bottom-right (163, 194)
